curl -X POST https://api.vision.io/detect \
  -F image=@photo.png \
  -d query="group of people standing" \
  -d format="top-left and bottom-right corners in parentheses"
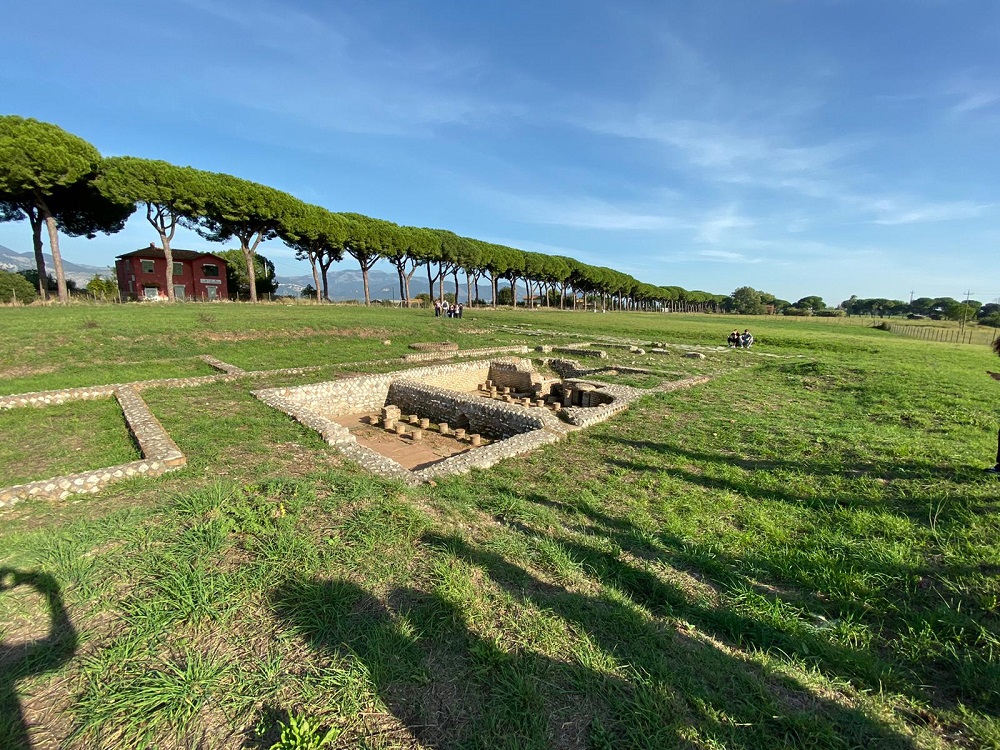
top-left (433, 300), bottom-right (464, 318)
top-left (728, 329), bottom-right (754, 349)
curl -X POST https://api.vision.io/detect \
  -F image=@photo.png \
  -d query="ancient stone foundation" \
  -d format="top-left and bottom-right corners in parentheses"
top-left (252, 357), bottom-right (662, 484)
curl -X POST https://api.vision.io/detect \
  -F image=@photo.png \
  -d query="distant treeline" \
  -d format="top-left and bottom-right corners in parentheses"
top-left (2, 115), bottom-right (987, 318)
top-left (0, 115), bottom-right (729, 309)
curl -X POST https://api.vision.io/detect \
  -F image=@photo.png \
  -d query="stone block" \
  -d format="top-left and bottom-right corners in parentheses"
top-left (395, 424), bottom-right (408, 435)
top-left (419, 417), bottom-right (429, 428)
top-left (408, 414), bottom-right (419, 424)
top-left (454, 428), bottom-right (467, 440)
top-left (470, 434), bottom-right (482, 446)
top-left (439, 422), bottom-right (450, 435)
top-left (411, 429), bottom-right (423, 441)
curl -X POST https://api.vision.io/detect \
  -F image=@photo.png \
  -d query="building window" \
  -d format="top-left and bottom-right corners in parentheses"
top-left (141, 260), bottom-right (155, 273)
top-left (173, 285), bottom-right (186, 301)
top-left (173, 261), bottom-right (183, 277)
top-left (143, 286), bottom-right (159, 300)
top-left (202, 263), bottom-right (219, 277)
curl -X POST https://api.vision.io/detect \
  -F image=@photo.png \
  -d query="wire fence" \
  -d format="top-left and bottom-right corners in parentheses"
top-left (883, 323), bottom-right (998, 346)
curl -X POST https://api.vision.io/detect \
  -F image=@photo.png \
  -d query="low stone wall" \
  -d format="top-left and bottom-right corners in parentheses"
top-left (551, 346), bottom-right (608, 359)
top-left (417, 427), bottom-right (562, 480)
top-left (657, 375), bottom-right (712, 392)
top-left (387, 380), bottom-right (548, 440)
top-left (253, 358), bottom-right (577, 483)
top-left (560, 381), bottom-right (643, 428)
top-left (0, 375), bottom-right (232, 410)
top-left (546, 358), bottom-right (590, 378)
top-left (401, 345), bottom-right (529, 363)
top-left (0, 384), bottom-right (119, 410)
top-left (598, 343), bottom-right (646, 354)
top-left (0, 361), bottom-right (323, 412)
top-left (254, 359), bottom-right (504, 420)
top-left (200, 354), bottom-right (246, 375)
top-left (408, 342), bottom-right (458, 352)
top-left (0, 386), bottom-right (186, 509)
top-left (486, 358), bottom-right (540, 393)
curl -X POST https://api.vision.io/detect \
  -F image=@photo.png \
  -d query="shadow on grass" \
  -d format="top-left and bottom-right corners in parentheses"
top-left (610, 437), bottom-right (988, 487)
top-left (271, 539), bottom-right (919, 749)
top-left (531, 435), bottom-right (1000, 720)
top-left (0, 569), bottom-right (78, 750)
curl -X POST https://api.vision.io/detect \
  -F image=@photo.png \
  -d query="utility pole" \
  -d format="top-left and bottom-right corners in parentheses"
top-left (960, 289), bottom-right (972, 336)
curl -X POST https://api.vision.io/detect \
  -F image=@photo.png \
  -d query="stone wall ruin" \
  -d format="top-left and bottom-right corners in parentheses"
top-left (252, 357), bottom-right (653, 483)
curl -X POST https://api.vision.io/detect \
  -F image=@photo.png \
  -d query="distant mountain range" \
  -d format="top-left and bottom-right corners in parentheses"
top-left (0, 244), bottom-right (112, 286)
top-left (275, 268), bottom-right (494, 302)
top-left (0, 242), bottom-right (496, 302)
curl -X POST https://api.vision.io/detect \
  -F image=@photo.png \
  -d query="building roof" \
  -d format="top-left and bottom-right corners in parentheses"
top-left (116, 246), bottom-right (227, 262)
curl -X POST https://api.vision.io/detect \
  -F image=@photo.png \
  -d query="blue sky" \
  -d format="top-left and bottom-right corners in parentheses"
top-left (2, 0), bottom-right (999, 305)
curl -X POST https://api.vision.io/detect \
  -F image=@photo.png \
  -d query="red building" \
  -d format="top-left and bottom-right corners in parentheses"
top-left (115, 246), bottom-right (229, 301)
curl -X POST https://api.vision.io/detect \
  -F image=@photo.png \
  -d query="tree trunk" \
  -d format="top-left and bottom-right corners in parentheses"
top-left (149, 203), bottom-right (178, 303)
top-left (491, 275), bottom-right (497, 307)
top-left (41, 208), bottom-right (69, 303)
top-left (308, 253), bottom-right (321, 302)
top-left (243, 245), bottom-right (258, 303)
top-left (319, 255), bottom-right (334, 301)
top-left (453, 269), bottom-right (460, 303)
top-left (361, 260), bottom-right (372, 305)
top-left (510, 278), bottom-right (517, 307)
top-left (403, 260), bottom-right (417, 305)
top-left (28, 209), bottom-right (47, 300)
top-left (466, 271), bottom-right (472, 307)
top-left (396, 263), bottom-right (407, 303)
top-left (162, 235), bottom-right (176, 302)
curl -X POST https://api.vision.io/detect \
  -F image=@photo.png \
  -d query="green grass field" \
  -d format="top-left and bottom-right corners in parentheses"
top-left (1, 304), bottom-right (998, 749)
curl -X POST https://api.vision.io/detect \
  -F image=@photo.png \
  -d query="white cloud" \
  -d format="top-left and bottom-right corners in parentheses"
top-left (172, 0), bottom-right (514, 138)
top-left (951, 91), bottom-right (1000, 116)
top-left (695, 205), bottom-right (755, 244)
top-left (474, 187), bottom-right (686, 231)
top-left (869, 199), bottom-right (991, 225)
top-left (699, 249), bottom-right (763, 264)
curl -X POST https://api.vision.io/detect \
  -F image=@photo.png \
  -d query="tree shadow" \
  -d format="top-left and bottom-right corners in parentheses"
top-left (0, 568), bottom-right (78, 750)
top-left (271, 534), bottom-right (920, 748)
top-left (608, 436), bottom-right (988, 496)
top-left (521, 487), bottom-right (998, 719)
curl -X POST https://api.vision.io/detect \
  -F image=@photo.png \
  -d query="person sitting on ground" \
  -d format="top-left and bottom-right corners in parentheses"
top-left (728, 329), bottom-right (741, 348)
top-left (741, 329), bottom-right (754, 349)
top-left (985, 338), bottom-right (1000, 474)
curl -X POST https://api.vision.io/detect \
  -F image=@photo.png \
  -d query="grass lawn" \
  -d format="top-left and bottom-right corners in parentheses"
top-left (0, 398), bottom-right (141, 486)
top-left (1, 304), bottom-right (998, 749)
